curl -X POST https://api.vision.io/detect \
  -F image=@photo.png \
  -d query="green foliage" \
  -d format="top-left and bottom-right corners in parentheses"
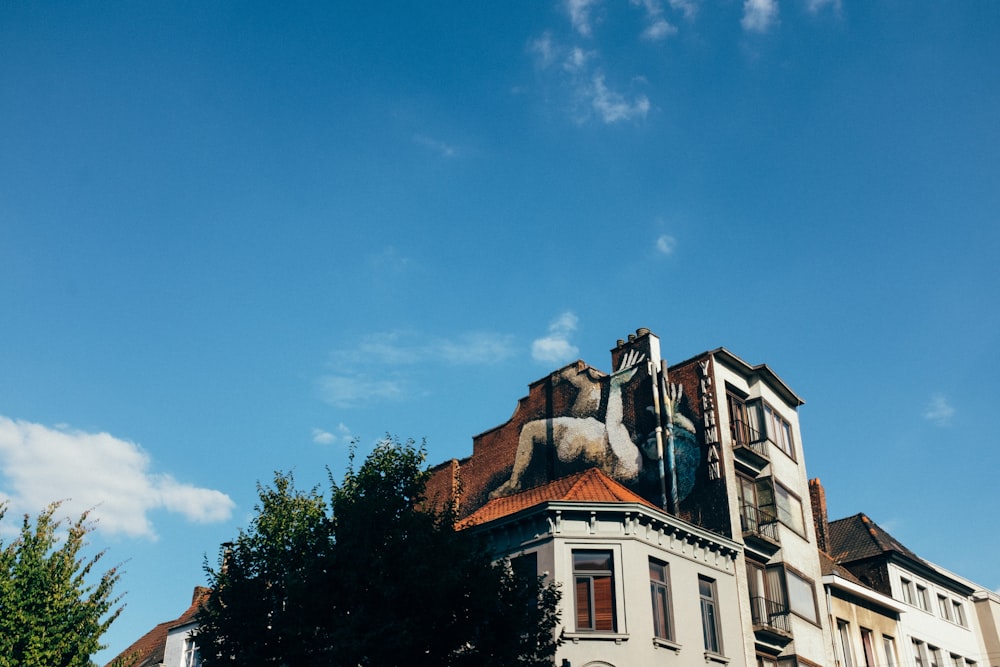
top-left (198, 436), bottom-right (561, 667)
top-left (0, 502), bottom-right (124, 667)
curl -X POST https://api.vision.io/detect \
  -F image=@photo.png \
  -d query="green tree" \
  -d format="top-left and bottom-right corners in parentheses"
top-left (198, 437), bottom-right (561, 667)
top-left (0, 502), bottom-right (124, 667)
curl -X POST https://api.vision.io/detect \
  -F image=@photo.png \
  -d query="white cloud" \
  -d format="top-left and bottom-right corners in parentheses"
top-left (528, 32), bottom-right (557, 69)
top-left (804, 0), bottom-right (840, 14)
top-left (532, 312), bottom-right (581, 364)
top-left (923, 394), bottom-right (955, 426)
top-left (631, 0), bottom-right (678, 41)
top-left (642, 18), bottom-right (678, 41)
top-left (656, 234), bottom-right (677, 255)
top-left (668, 0), bottom-right (698, 21)
top-left (590, 73), bottom-right (650, 123)
top-left (413, 134), bottom-right (458, 158)
top-left (567, 0), bottom-right (601, 36)
top-left (0, 417), bottom-right (234, 540)
top-left (742, 0), bottom-right (779, 32)
top-left (312, 423), bottom-right (352, 445)
top-left (318, 374), bottom-right (405, 409)
top-left (320, 330), bottom-right (519, 407)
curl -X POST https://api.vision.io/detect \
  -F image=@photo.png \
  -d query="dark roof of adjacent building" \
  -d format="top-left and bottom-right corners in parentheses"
top-left (105, 587), bottom-right (210, 667)
top-left (818, 548), bottom-right (867, 586)
top-left (460, 467), bottom-right (659, 528)
top-left (827, 513), bottom-right (925, 564)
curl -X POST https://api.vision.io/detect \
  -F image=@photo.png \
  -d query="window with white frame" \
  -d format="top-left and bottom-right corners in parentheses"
top-left (883, 635), bottom-right (897, 667)
top-left (913, 639), bottom-right (928, 667)
top-left (917, 584), bottom-right (930, 611)
top-left (930, 646), bottom-right (943, 667)
top-left (573, 550), bottom-right (616, 632)
top-left (699, 575), bottom-right (723, 654)
top-left (939, 594), bottom-right (952, 621)
top-left (952, 600), bottom-right (967, 626)
top-left (183, 637), bottom-right (201, 667)
top-left (649, 558), bottom-right (673, 641)
top-left (837, 619), bottom-right (854, 667)
top-left (900, 578), bottom-right (915, 605)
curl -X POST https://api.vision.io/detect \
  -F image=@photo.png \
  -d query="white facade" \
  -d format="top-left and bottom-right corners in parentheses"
top-left (474, 497), bottom-right (746, 667)
top-left (161, 621), bottom-right (201, 667)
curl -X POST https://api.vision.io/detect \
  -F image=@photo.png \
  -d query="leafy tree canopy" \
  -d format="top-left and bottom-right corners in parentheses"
top-left (197, 436), bottom-right (561, 667)
top-left (0, 502), bottom-right (124, 667)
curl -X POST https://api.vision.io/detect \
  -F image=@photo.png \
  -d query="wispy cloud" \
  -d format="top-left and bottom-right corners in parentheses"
top-left (318, 374), bottom-right (405, 409)
top-left (589, 73), bottom-right (650, 122)
top-left (567, 0), bottom-right (601, 36)
top-left (320, 330), bottom-right (519, 408)
top-left (742, 0), bottom-right (779, 33)
top-left (532, 312), bottom-right (580, 364)
top-left (0, 417), bottom-right (234, 540)
top-left (923, 393), bottom-right (955, 426)
top-left (413, 134), bottom-right (459, 158)
top-left (656, 233), bottom-right (677, 255)
top-left (632, 0), bottom-right (678, 41)
top-left (804, 0), bottom-right (841, 14)
top-left (312, 423), bottom-right (353, 445)
top-left (366, 246), bottom-right (413, 273)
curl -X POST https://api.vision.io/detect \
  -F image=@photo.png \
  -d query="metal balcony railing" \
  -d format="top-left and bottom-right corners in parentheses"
top-left (749, 596), bottom-right (791, 634)
top-left (740, 502), bottom-right (780, 544)
top-left (730, 419), bottom-right (769, 461)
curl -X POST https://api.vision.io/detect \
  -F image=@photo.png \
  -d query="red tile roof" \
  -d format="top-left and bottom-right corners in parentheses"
top-left (460, 467), bottom-right (659, 527)
top-left (105, 587), bottom-right (210, 667)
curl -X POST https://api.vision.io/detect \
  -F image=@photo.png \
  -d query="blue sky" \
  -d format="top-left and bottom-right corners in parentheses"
top-left (1, 0), bottom-right (998, 662)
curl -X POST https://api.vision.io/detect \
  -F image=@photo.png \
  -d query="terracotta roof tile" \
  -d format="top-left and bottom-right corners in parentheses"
top-left (105, 587), bottom-right (210, 667)
top-left (460, 467), bottom-right (659, 527)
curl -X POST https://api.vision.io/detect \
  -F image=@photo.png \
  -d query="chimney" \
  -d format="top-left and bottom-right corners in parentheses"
top-left (809, 478), bottom-right (830, 553)
top-left (610, 328), bottom-right (661, 372)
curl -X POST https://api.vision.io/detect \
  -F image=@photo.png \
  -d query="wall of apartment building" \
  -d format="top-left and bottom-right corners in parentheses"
top-left (480, 502), bottom-right (746, 667)
top-left (710, 352), bottom-right (834, 667)
top-left (972, 591), bottom-right (1000, 667)
top-left (887, 562), bottom-right (983, 667)
top-left (827, 583), bottom-right (903, 667)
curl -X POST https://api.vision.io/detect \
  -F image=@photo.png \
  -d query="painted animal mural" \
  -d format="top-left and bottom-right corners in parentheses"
top-left (489, 350), bottom-right (699, 501)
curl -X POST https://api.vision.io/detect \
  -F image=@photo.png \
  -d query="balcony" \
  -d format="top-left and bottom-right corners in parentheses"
top-left (730, 419), bottom-right (769, 472)
top-left (749, 596), bottom-right (793, 645)
top-left (740, 502), bottom-right (780, 555)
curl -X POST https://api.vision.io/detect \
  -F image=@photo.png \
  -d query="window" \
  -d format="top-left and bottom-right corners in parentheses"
top-left (930, 646), bottom-right (943, 667)
top-left (913, 639), bottom-right (928, 667)
top-left (757, 655), bottom-right (778, 667)
top-left (784, 569), bottom-right (818, 623)
top-left (883, 636), bottom-right (897, 667)
top-left (951, 654), bottom-right (964, 667)
top-left (747, 400), bottom-right (795, 459)
top-left (573, 550), bottom-right (615, 632)
top-left (900, 578), bottom-right (915, 605)
top-left (511, 552), bottom-right (538, 580)
top-left (939, 595), bottom-right (952, 621)
top-left (699, 575), bottom-right (723, 654)
top-left (774, 482), bottom-right (806, 536)
top-left (649, 558), bottom-right (673, 641)
top-left (860, 628), bottom-right (876, 667)
top-left (953, 600), bottom-right (967, 626)
top-left (183, 637), bottom-right (201, 667)
top-left (838, 619), bottom-right (855, 667)
top-left (917, 584), bottom-right (930, 611)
